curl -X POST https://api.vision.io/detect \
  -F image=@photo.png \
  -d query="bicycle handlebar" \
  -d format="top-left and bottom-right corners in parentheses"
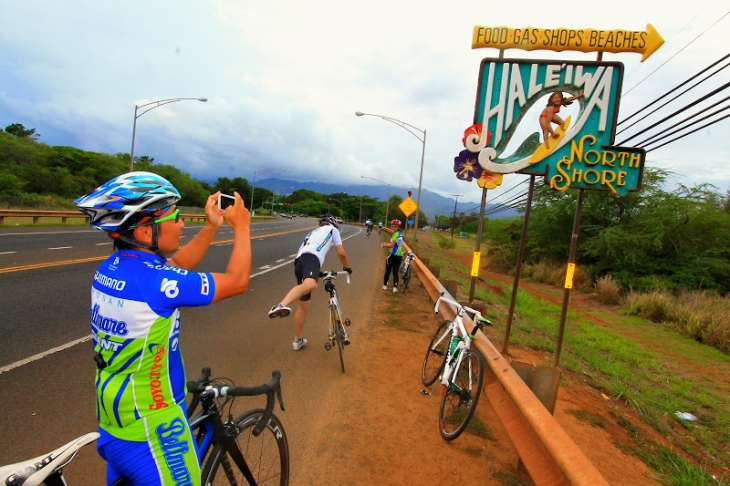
top-left (319, 270), bottom-right (351, 285)
top-left (434, 292), bottom-right (490, 329)
top-left (187, 368), bottom-right (285, 437)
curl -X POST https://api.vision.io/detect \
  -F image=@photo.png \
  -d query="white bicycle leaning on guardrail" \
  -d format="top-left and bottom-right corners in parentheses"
top-left (421, 292), bottom-right (492, 440)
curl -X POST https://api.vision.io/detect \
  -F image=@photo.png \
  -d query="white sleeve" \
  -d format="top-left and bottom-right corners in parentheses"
top-left (332, 228), bottom-right (343, 246)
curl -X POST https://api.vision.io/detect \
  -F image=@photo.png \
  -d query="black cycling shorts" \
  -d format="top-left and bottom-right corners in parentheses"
top-left (294, 253), bottom-right (321, 301)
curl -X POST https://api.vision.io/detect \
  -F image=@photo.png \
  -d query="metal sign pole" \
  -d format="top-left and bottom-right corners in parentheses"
top-left (468, 186), bottom-right (488, 303)
top-left (501, 175), bottom-right (535, 354)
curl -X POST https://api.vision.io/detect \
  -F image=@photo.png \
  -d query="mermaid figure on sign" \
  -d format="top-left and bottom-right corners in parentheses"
top-left (539, 90), bottom-right (583, 149)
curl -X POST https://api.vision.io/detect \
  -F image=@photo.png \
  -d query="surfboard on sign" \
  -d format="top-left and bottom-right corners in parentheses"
top-left (530, 115), bottom-right (571, 164)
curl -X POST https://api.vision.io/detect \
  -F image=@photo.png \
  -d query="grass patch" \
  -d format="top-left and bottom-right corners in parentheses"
top-left (492, 471), bottom-right (531, 486)
top-left (568, 409), bottom-right (607, 429)
top-left (465, 415), bottom-right (497, 441)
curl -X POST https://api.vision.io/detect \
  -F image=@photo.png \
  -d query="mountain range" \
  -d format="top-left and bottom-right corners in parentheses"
top-left (254, 177), bottom-right (519, 221)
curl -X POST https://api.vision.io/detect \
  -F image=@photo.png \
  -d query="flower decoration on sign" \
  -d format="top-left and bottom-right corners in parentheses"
top-left (454, 150), bottom-right (482, 182)
top-left (476, 170), bottom-right (504, 189)
top-left (462, 123), bottom-right (490, 147)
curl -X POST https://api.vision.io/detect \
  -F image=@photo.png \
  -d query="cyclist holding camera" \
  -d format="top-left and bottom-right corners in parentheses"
top-left (75, 171), bottom-right (252, 486)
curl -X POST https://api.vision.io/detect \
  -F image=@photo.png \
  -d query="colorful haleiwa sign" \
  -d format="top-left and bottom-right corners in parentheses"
top-left (472, 25), bottom-right (664, 62)
top-left (464, 58), bottom-right (645, 196)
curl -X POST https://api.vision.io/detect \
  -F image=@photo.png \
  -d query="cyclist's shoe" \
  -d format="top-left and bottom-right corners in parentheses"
top-left (382, 285), bottom-right (388, 291)
top-left (343, 333), bottom-right (351, 345)
top-left (292, 337), bottom-right (308, 351)
top-left (269, 303), bottom-right (291, 318)
top-left (393, 286), bottom-right (398, 293)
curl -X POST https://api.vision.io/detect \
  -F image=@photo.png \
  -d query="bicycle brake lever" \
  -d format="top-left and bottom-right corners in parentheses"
top-left (275, 385), bottom-right (286, 412)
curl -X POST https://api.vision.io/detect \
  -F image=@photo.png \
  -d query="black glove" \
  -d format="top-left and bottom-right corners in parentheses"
top-left (343, 267), bottom-right (353, 274)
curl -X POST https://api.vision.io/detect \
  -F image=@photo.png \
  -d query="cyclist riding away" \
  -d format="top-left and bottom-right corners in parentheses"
top-left (268, 214), bottom-right (352, 350)
top-left (377, 221), bottom-right (383, 234)
top-left (381, 219), bottom-right (404, 293)
top-left (75, 171), bottom-right (252, 486)
top-left (365, 218), bottom-right (373, 235)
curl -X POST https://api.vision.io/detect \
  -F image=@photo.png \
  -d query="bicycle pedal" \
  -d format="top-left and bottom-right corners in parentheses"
top-left (420, 389), bottom-right (431, 397)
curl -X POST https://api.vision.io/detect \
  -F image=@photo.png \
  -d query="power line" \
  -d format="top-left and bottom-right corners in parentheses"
top-left (617, 53), bottom-right (730, 131)
top-left (637, 98), bottom-right (730, 148)
top-left (623, 9), bottom-right (730, 96)
top-left (645, 112), bottom-right (730, 152)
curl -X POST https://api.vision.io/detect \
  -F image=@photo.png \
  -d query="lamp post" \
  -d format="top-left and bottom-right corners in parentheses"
top-left (272, 186), bottom-right (294, 214)
top-left (130, 97), bottom-right (208, 172)
top-left (360, 175), bottom-right (391, 224)
top-left (250, 168), bottom-right (286, 214)
top-left (355, 111), bottom-right (426, 241)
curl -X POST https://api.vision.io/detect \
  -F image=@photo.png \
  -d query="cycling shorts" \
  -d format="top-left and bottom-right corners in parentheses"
top-left (294, 253), bottom-right (321, 301)
top-left (97, 402), bottom-right (201, 486)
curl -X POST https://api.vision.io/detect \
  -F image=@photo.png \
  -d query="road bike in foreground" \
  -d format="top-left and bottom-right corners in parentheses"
top-left (320, 270), bottom-right (352, 373)
top-left (399, 252), bottom-right (416, 293)
top-left (421, 293), bottom-right (491, 440)
top-left (0, 367), bottom-right (289, 485)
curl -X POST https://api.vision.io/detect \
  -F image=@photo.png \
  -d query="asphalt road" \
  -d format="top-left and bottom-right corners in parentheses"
top-left (0, 218), bottom-right (383, 484)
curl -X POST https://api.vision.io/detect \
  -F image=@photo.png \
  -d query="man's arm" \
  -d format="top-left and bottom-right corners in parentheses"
top-left (335, 244), bottom-right (350, 270)
top-left (168, 192), bottom-right (223, 270)
top-left (210, 192), bottom-right (252, 302)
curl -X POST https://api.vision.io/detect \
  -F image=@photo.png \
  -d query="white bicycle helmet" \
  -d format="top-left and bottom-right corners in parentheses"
top-left (75, 172), bottom-right (181, 232)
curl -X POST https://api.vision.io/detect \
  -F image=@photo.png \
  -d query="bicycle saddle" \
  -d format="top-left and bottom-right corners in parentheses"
top-left (0, 432), bottom-right (99, 486)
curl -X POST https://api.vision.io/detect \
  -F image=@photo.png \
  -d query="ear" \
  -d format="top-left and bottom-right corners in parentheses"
top-left (133, 225), bottom-right (153, 244)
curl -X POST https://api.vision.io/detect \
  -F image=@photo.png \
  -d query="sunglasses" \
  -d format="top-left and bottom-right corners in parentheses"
top-left (153, 208), bottom-right (180, 224)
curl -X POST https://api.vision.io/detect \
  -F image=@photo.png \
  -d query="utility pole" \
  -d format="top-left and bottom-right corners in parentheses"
top-left (451, 194), bottom-right (462, 240)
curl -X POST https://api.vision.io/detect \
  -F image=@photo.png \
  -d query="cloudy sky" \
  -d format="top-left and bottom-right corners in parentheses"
top-left (1, 0), bottom-right (728, 206)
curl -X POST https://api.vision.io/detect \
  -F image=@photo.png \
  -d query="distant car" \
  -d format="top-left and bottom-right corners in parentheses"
top-left (299, 213), bottom-right (309, 218)
top-left (335, 217), bottom-right (343, 224)
top-left (287, 214), bottom-right (292, 219)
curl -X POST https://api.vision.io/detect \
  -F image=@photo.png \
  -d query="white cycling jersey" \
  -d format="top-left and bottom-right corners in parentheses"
top-left (296, 224), bottom-right (343, 266)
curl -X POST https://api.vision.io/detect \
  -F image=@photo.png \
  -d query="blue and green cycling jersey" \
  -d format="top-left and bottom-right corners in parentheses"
top-left (390, 231), bottom-right (404, 257)
top-left (90, 250), bottom-right (215, 442)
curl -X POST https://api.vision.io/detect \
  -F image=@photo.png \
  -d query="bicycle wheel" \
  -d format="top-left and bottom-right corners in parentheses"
top-left (439, 348), bottom-right (484, 441)
top-left (333, 310), bottom-right (346, 373)
top-left (422, 320), bottom-right (450, 386)
top-left (401, 266), bottom-right (411, 293)
top-left (202, 409), bottom-right (290, 486)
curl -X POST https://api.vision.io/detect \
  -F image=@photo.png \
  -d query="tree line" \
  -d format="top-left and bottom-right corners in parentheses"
top-left (0, 124), bottom-right (416, 224)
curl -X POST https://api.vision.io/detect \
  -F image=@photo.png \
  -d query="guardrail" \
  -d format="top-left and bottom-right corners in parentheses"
top-left (0, 210), bottom-right (273, 225)
top-left (404, 239), bottom-right (609, 486)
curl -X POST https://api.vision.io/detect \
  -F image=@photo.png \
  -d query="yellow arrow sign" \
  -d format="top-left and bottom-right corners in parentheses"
top-left (472, 24), bottom-right (664, 62)
top-left (399, 197), bottom-right (417, 217)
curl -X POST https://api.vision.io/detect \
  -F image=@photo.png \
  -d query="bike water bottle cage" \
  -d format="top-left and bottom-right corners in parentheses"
top-left (94, 352), bottom-right (108, 370)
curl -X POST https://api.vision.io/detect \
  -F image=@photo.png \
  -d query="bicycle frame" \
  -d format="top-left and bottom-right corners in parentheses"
top-left (433, 294), bottom-right (487, 387)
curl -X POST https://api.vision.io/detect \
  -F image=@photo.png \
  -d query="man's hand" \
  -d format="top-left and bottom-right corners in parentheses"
top-left (205, 192), bottom-right (225, 229)
top-left (343, 267), bottom-right (353, 274)
top-left (225, 192), bottom-right (251, 231)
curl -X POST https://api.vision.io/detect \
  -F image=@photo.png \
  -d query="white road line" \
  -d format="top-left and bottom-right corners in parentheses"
top-left (0, 336), bottom-right (91, 375)
top-left (259, 265), bottom-right (272, 270)
top-left (48, 246), bottom-right (72, 250)
top-left (276, 259), bottom-right (286, 263)
top-left (96, 242), bottom-right (112, 246)
top-left (0, 251), bottom-right (17, 255)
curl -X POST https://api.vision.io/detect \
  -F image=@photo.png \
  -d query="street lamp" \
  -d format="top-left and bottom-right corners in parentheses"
top-left (272, 186), bottom-right (294, 214)
top-left (360, 175), bottom-right (391, 223)
top-left (250, 168), bottom-right (286, 214)
top-left (130, 97), bottom-right (208, 172)
top-left (355, 111), bottom-right (426, 240)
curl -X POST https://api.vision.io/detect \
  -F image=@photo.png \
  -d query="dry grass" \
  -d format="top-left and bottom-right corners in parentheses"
top-left (595, 275), bottom-right (622, 305)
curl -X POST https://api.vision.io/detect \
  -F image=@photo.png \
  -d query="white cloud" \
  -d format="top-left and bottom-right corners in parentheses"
top-left (1, 0), bottom-right (728, 209)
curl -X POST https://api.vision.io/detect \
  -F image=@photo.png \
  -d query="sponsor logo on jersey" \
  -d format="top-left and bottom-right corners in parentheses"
top-left (91, 304), bottom-right (129, 336)
top-left (94, 271), bottom-right (126, 291)
top-left (93, 333), bottom-right (123, 352)
top-left (199, 273), bottom-right (209, 296)
top-left (161, 278), bottom-right (180, 298)
top-left (148, 344), bottom-right (169, 410)
top-left (155, 417), bottom-right (193, 485)
top-left (144, 262), bottom-right (189, 275)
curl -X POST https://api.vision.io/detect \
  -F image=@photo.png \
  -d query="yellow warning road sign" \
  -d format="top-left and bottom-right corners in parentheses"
top-left (399, 197), bottom-right (418, 217)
